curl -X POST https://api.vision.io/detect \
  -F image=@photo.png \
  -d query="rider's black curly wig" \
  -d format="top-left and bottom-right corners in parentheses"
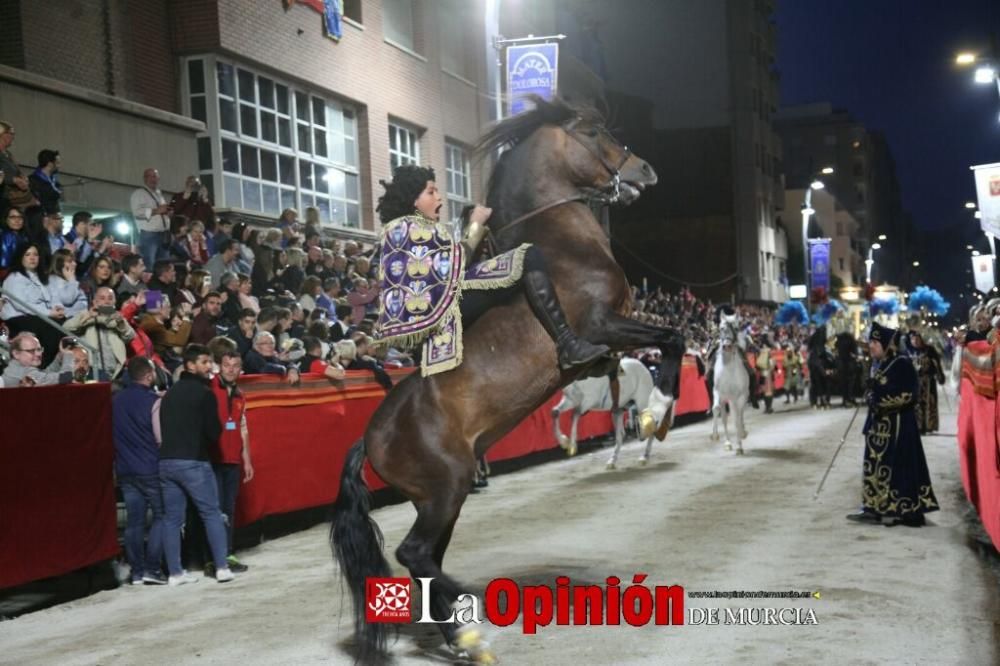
top-left (376, 164), bottom-right (436, 224)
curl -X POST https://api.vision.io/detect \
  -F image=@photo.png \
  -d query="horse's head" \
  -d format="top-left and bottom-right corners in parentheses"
top-left (479, 97), bottom-right (657, 216)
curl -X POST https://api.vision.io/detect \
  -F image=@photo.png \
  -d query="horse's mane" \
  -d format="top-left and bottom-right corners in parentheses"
top-left (476, 96), bottom-right (605, 205)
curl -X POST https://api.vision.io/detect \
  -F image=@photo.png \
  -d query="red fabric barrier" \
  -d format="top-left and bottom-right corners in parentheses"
top-left (958, 343), bottom-right (1000, 551)
top-left (0, 384), bottom-right (118, 589)
top-left (677, 357), bottom-right (711, 415)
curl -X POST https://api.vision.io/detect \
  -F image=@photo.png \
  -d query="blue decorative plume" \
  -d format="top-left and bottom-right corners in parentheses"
top-left (811, 299), bottom-right (844, 325)
top-left (869, 295), bottom-right (899, 317)
top-left (774, 301), bottom-right (809, 326)
top-left (907, 286), bottom-right (950, 316)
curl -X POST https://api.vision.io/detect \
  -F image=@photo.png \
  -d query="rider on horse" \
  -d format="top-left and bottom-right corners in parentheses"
top-left (373, 164), bottom-right (609, 375)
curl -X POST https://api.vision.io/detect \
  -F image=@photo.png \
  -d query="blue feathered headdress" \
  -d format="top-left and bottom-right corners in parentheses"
top-left (869, 294), bottom-right (899, 317)
top-left (774, 301), bottom-right (809, 326)
top-left (811, 299), bottom-right (844, 325)
top-left (907, 286), bottom-right (949, 316)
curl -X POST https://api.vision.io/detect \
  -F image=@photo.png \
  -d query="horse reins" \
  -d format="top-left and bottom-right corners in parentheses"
top-left (488, 117), bottom-right (633, 243)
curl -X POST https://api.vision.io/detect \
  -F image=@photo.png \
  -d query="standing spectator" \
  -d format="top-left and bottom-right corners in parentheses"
top-left (117, 253), bottom-right (146, 302)
top-left (206, 350), bottom-right (254, 577)
top-left (250, 243), bottom-right (274, 297)
top-left (277, 208), bottom-right (299, 247)
top-left (227, 308), bottom-right (257, 358)
top-left (158, 344), bottom-right (233, 584)
top-left (0, 121), bottom-right (36, 210)
top-left (205, 239), bottom-right (240, 289)
top-left (47, 249), bottom-right (88, 316)
top-left (1, 332), bottom-right (74, 387)
top-left (182, 220), bottom-right (210, 267)
top-left (169, 176), bottom-right (215, 234)
top-left (130, 168), bottom-right (172, 270)
top-left (112, 357), bottom-right (166, 584)
top-left (214, 218), bottom-right (235, 251)
top-left (65, 286), bottom-right (137, 380)
top-left (1, 243), bottom-right (65, 363)
top-left (278, 247), bottom-right (305, 296)
top-left (230, 223), bottom-right (256, 274)
top-left (190, 291), bottom-right (224, 345)
top-left (346, 276), bottom-right (378, 325)
top-left (304, 245), bottom-right (327, 279)
top-left (28, 149), bottom-right (62, 214)
top-left (0, 206), bottom-right (28, 272)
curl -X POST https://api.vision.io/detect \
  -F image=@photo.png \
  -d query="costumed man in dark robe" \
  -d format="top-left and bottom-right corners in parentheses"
top-left (372, 164), bottom-right (609, 378)
top-left (909, 330), bottom-right (945, 434)
top-left (835, 331), bottom-right (859, 407)
top-left (846, 322), bottom-right (939, 527)
top-left (807, 325), bottom-right (831, 409)
top-left (755, 332), bottom-right (776, 414)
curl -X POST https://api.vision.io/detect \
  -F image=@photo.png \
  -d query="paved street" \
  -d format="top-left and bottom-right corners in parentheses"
top-left (1, 399), bottom-right (996, 665)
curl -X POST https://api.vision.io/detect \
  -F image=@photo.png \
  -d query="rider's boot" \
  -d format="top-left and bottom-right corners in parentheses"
top-left (522, 268), bottom-right (610, 370)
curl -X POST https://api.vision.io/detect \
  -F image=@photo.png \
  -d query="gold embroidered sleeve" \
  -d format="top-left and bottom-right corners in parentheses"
top-left (877, 392), bottom-right (914, 411)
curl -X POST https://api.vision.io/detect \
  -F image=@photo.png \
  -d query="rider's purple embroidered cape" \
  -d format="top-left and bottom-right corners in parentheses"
top-left (375, 213), bottom-right (529, 376)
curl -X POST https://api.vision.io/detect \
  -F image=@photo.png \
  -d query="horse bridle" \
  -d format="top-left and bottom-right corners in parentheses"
top-left (489, 117), bottom-right (633, 241)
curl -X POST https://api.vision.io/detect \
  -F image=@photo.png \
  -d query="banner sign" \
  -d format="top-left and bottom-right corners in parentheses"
top-left (973, 254), bottom-right (995, 294)
top-left (506, 42), bottom-right (559, 116)
top-left (283, 0), bottom-right (342, 41)
top-left (972, 162), bottom-right (1000, 238)
top-left (808, 238), bottom-right (832, 292)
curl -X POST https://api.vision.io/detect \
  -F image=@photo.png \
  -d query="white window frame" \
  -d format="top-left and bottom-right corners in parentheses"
top-left (383, 0), bottom-right (416, 52)
top-left (182, 55), bottom-right (362, 229)
top-left (445, 142), bottom-right (471, 227)
top-left (389, 121), bottom-right (420, 170)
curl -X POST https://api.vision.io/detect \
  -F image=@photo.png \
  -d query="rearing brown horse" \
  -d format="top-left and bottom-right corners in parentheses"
top-left (331, 98), bottom-right (684, 662)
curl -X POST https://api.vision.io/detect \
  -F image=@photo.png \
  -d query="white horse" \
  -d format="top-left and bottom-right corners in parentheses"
top-left (552, 357), bottom-right (675, 469)
top-left (710, 316), bottom-right (750, 454)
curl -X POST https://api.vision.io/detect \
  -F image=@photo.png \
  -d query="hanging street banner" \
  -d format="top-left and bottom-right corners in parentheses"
top-left (972, 162), bottom-right (1000, 238)
top-left (808, 238), bottom-right (832, 292)
top-left (506, 42), bottom-right (559, 116)
top-left (282, 0), bottom-right (342, 41)
top-left (972, 254), bottom-right (995, 294)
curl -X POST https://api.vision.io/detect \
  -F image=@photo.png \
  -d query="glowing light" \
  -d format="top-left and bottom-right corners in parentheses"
top-left (966, 202), bottom-right (977, 209)
top-left (912, 261), bottom-right (920, 267)
top-left (871, 243), bottom-right (881, 250)
top-left (878, 234), bottom-right (887, 241)
top-left (810, 180), bottom-right (825, 190)
top-left (973, 250), bottom-right (981, 256)
top-left (956, 53), bottom-right (977, 65)
top-left (975, 211), bottom-right (982, 219)
top-left (116, 221), bottom-right (130, 235)
top-left (821, 167), bottom-right (834, 175)
top-left (974, 66), bottom-right (997, 84)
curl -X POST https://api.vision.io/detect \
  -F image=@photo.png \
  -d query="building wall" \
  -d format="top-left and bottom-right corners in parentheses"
top-left (785, 188), bottom-right (862, 292)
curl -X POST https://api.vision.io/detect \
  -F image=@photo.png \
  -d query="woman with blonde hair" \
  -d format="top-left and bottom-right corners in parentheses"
top-left (279, 246), bottom-right (305, 295)
top-left (278, 208), bottom-right (299, 247)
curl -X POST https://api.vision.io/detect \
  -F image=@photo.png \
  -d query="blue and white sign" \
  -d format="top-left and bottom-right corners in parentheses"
top-left (808, 238), bottom-right (832, 292)
top-left (506, 43), bottom-right (559, 116)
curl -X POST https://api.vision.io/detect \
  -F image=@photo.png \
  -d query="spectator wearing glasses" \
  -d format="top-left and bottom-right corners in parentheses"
top-left (244, 331), bottom-right (299, 384)
top-left (1, 332), bottom-right (74, 387)
top-left (0, 206), bottom-right (27, 272)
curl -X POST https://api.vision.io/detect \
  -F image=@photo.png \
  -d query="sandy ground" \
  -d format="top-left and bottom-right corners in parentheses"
top-left (1, 397), bottom-right (997, 666)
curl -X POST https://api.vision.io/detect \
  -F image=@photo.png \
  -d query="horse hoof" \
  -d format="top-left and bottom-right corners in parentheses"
top-left (455, 626), bottom-right (496, 664)
top-left (741, 431), bottom-right (748, 439)
top-left (606, 460), bottom-right (616, 470)
top-left (710, 433), bottom-right (720, 442)
top-left (568, 443), bottom-right (577, 457)
top-left (724, 441), bottom-right (732, 451)
top-left (736, 448), bottom-right (745, 456)
top-left (638, 457), bottom-right (649, 466)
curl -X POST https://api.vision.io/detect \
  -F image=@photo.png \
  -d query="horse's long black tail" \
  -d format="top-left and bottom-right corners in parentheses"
top-left (331, 439), bottom-right (393, 663)
top-left (657, 330), bottom-right (686, 400)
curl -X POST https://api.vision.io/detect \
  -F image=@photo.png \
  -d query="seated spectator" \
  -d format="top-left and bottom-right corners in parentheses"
top-left (336, 337), bottom-right (392, 390)
top-left (273, 306), bottom-right (293, 347)
top-left (244, 331), bottom-right (299, 384)
top-left (299, 275), bottom-right (322, 314)
top-left (47, 249), bottom-right (88, 317)
top-left (64, 285), bottom-right (137, 380)
top-left (183, 220), bottom-right (210, 266)
top-left (237, 273), bottom-right (259, 313)
top-left (0, 206), bottom-right (28, 272)
top-left (206, 336), bottom-right (239, 376)
top-left (177, 268), bottom-right (210, 312)
top-left (165, 215), bottom-right (191, 264)
top-left (204, 239), bottom-right (239, 289)
top-left (346, 276), bottom-right (378, 325)
top-left (28, 148), bottom-right (62, 214)
top-left (299, 335), bottom-right (345, 380)
top-left (314, 277), bottom-right (341, 320)
top-left (305, 245), bottom-right (327, 279)
top-left (279, 247), bottom-right (305, 295)
top-left (112, 356), bottom-right (166, 585)
top-left (68, 344), bottom-right (103, 383)
top-left (215, 218), bottom-right (235, 252)
top-left (64, 211), bottom-right (94, 275)
top-left (81, 255), bottom-right (117, 302)
top-left (256, 307), bottom-right (279, 338)
top-left (41, 209), bottom-right (66, 260)
top-left (190, 291), bottom-right (224, 345)
top-left (287, 302), bottom-right (307, 340)
top-left (117, 253), bottom-right (146, 303)
top-left (218, 272), bottom-right (242, 327)
top-left (1, 332), bottom-right (75, 386)
top-left (329, 303), bottom-right (353, 342)
top-left (139, 293), bottom-right (191, 365)
top-left (231, 223), bottom-right (256, 274)
top-left (148, 259), bottom-right (179, 306)
top-left (226, 308), bottom-right (257, 358)
top-left (1, 242), bottom-right (65, 363)
top-left (170, 176), bottom-right (216, 237)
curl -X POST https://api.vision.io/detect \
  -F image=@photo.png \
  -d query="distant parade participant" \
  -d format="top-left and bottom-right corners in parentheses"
top-left (847, 322), bottom-right (939, 528)
top-left (807, 325), bottom-right (831, 409)
top-left (783, 342), bottom-right (803, 404)
top-left (908, 330), bottom-right (945, 434)
top-left (755, 334), bottom-right (776, 414)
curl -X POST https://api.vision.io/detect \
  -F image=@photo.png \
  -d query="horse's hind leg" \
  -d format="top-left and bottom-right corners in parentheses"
top-left (710, 391), bottom-right (721, 442)
top-left (722, 400), bottom-right (733, 451)
top-left (607, 408), bottom-right (624, 469)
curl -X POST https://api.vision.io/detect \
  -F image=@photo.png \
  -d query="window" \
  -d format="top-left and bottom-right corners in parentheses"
top-left (389, 122), bottom-right (420, 170)
top-left (838, 258), bottom-right (845, 271)
top-left (343, 0), bottom-right (362, 22)
top-left (187, 57), bottom-right (361, 228)
top-left (760, 252), bottom-right (767, 280)
top-left (384, 0), bottom-right (416, 51)
top-left (445, 142), bottom-right (471, 227)
top-left (440, 0), bottom-right (471, 78)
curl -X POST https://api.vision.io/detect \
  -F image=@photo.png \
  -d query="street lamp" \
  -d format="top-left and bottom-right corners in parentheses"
top-left (913, 261), bottom-right (921, 267)
top-left (801, 171), bottom-right (832, 308)
top-left (956, 52), bottom-right (977, 65)
top-left (965, 201), bottom-right (977, 209)
top-left (957, 44), bottom-right (1000, 117)
top-left (865, 243), bottom-right (881, 284)
top-left (116, 220), bottom-right (134, 251)
top-left (878, 234), bottom-right (887, 241)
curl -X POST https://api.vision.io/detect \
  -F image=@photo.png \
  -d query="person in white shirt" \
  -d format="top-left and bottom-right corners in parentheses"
top-left (130, 168), bottom-right (172, 270)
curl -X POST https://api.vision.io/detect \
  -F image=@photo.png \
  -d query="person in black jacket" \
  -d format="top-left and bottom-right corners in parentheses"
top-left (158, 343), bottom-right (234, 585)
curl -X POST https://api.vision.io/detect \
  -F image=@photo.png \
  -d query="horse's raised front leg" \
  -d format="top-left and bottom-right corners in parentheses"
top-left (607, 408), bottom-right (624, 469)
top-left (568, 410), bottom-right (581, 456)
top-left (710, 390), bottom-right (722, 442)
top-left (585, 312), bottom-right (685, 390)
top-left (735, 397), bottom-right (747, 455)
top-left (551, 396), bottom-right (574, 452)
top-left (722, 400), bottom-right (733, 451)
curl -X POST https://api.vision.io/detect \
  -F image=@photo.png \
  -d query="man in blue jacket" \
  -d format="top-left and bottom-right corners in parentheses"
top-left (112, 357), bottom-right (165, 584)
